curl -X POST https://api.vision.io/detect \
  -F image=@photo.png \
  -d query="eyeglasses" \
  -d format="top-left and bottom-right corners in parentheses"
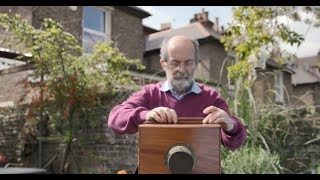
top-left (165, 60), bottom-right (195, 70)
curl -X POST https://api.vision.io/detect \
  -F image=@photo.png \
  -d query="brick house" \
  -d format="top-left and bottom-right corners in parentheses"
top-left (0, 6), bottom-right (150, 173)
top-left (0, 6), bottom-right (150, 105)
top-left (292, 54), bottom-right (320, 110)
top-left (253, 59), bottom-right (296, 105)
top-left (253, 53), bottom-right (320, 112)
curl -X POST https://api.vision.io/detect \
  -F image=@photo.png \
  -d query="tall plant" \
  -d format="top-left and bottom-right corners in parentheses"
top-left (0, 14), bottom-right (144, 173)
top-left (219, 6), bottom-right (315, 173)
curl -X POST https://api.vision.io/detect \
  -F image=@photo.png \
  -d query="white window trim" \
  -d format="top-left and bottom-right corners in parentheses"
top-left (0, 57), bottom-right (26, 71)
top-left (82, 6), bottom-right (112, 53)
top-left (83, 27), bottom-right (107, 37)
top-left (275, 70), bottom-right (284, 103)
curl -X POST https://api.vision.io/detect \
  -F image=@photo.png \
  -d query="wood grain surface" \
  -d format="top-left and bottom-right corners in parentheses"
top-left (138, 117), bottom-right (221, 174)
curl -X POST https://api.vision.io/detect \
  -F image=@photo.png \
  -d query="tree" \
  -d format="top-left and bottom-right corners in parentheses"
top-left (0, 13), bottom-right (144, 173)
top-left (220, 6), bottom-right (320, 173)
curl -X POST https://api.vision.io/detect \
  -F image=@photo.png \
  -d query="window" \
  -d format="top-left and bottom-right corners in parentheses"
top-left (274, 70), bottom-right (284, 104)
top-left (82, 6), bottom-right (111, 53)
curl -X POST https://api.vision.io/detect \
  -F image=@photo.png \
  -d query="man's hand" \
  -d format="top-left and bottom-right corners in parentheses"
top-left (146, 107), bottom-right (178, 124)
top-left (202, 106), bottom-right (234, 131)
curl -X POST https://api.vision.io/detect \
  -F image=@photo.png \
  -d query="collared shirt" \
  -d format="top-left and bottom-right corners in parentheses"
top-left (159, 80), bottom-right (202, 100)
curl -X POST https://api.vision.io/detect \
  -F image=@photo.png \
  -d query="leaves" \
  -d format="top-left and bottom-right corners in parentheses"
top-left (0, 13), bottom-right (144, 173)
top-left (220, 6), bottom-right (305, 84)
top-left (219, 6), bottom-right (320, 174)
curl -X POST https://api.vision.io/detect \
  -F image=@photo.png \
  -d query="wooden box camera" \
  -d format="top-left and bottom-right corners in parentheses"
top-left (138, 117), bottom-right (221, 174)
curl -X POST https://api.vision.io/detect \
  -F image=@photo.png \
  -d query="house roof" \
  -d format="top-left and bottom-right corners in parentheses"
top-left (263, 58), bottom-right (295, 73)
top-left (145, 22), bottom-right (221, 52)
top-left (0, 47), bottom-right (31, 71)
top-left (143, 25), bottom-right (159, 34)
top-left (292, 55), bottom-right (320, 85)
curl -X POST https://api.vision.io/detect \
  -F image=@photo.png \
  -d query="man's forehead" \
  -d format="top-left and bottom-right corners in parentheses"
top-left (168, 37), bottom-right (193, 47)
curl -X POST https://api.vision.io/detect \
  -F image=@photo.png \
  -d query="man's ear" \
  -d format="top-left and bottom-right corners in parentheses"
top-left (160, 59), bottom-right (166, 69)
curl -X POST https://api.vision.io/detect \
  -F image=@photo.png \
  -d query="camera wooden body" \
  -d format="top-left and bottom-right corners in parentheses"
top-left (138, 117), bottom-right (221, 174)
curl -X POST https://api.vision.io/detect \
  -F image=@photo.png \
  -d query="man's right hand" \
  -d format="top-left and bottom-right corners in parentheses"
top-left (145, 107), bottom-right (178, 124)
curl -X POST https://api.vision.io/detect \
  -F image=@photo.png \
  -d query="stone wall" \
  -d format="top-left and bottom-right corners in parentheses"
top-left (0, 90), bottom-right (139, 174)
top-left (112, 7), bottom-right (145, 61)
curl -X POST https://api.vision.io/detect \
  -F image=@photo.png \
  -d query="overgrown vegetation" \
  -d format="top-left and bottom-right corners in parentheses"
top-left (222, 144), bottom-right (282, 174)
top-left (220, 6), bottom-right (320, 174)
top-left (0, 13), bottom-right (144, 173)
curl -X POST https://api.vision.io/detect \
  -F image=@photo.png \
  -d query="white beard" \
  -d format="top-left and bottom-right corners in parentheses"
top-left (167, 72), bottom-right (193, 93)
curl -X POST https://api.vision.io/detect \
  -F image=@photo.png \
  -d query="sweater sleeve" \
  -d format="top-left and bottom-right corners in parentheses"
top-left (107, 86), bottom-right (151, 134)
top-left (215, 95), bottom-right (247, 150)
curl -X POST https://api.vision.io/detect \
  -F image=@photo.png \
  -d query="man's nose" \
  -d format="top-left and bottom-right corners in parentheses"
top-left (176, 63), bottom-right (187, 72)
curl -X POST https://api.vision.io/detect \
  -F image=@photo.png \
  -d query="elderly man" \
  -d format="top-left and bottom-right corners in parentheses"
top-left (107, 35), bottom-right (246, 150)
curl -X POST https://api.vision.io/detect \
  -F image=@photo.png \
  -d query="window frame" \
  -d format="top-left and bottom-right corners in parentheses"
top-left (274, 70), bottom-right (284, 104)
top-left (82, 6), bottom-right (112, 53)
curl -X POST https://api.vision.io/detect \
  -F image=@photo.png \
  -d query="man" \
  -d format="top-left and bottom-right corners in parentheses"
top-left (108, 35), bottom-right (246, 150)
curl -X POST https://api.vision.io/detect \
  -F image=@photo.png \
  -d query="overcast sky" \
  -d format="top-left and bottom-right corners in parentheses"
top-left (138, 6), bottom-right (320, 58)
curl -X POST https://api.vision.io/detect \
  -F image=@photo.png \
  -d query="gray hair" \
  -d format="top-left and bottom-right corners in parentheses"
top-left (160, 36), bottom-right (200, 63)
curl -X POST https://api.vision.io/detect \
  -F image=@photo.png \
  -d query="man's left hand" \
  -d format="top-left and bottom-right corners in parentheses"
top-left (202, 105), bottom-right (234, 131)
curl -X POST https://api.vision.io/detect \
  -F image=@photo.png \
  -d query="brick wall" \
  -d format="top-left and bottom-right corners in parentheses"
top-left (32, 6), bottom-right (83, 43)
top-left (253, 69), bottom-right (319, 107)
top-left (0, 107), bottom-right (27, 164)
top-left (199, 42), bottom-right (228, 85)
top-left (0, 90), bottom-right (139, 174)
top-left (112, 7), bottom-right (145, 60)
top-left (293, 84), bottom-right (316, 106)
top-left (0, 6), bottom-right (33, 25)
top-left (0, 65), bottom-right (33, 105)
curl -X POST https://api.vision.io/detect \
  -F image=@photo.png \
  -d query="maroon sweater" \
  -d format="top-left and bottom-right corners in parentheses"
top-left (108, 82), bottom-right (246, 150)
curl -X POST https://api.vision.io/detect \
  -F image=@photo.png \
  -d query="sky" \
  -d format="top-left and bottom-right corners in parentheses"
top-left (138, 6), bottom-right (320, 58)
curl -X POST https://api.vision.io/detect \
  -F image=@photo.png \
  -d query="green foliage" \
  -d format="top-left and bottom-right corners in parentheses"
top-left (0, 13), bottom-right (144, 173)
top-left (222, 145), bottom-right (282, 174)
top-left (220, 6), bottom-right (320, 174)
top-left (227, 61), bottom-right (251, 85)
top-left (220, 6), bottom-right (304, 86)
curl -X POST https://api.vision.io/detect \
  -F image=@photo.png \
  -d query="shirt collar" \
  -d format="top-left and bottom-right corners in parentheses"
top-left (160, 80), bottom-right (202, 94)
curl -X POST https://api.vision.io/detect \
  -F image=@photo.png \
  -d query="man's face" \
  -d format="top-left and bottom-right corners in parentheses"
top-left (161, 37), bottom-right (197, 93)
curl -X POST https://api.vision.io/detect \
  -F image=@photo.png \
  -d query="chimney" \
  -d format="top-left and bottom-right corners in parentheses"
top-left (201, 8), bottom-right (208, 21)
top-left (189, 9), bottom-right (213, 30)
top-left (160, 22), bottom-right (172, 31)
top-left (214, 17), bottom-right (219, 32)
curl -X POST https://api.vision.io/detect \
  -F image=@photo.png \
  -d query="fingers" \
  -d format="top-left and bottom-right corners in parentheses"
top-left (147, 107), bottom-right (177, 124)
top-left (202, 114), bottom-right (210, 124)
top-left (203, 105), bottom-right (219, 114)
top-left (202, 109), bottom-right (234, 131)
top-left (170, 109), bottom-right (178, 124)
top-left (202, 109), bottom-right (225, 124)
top-left (156, 108), bottom-right (167, 123)
top-left (164, 108), bottom-right (173, 123)
top-left (208, 112), bottom-right (227, 123)
top-left (146, 110), bottom-right (162, 122)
